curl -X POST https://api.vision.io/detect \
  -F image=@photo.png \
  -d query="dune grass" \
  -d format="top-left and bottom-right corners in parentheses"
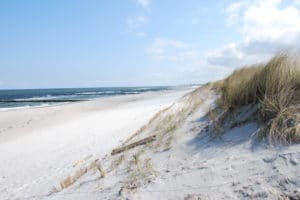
top-left (214, 53), bottom-right (300, 144)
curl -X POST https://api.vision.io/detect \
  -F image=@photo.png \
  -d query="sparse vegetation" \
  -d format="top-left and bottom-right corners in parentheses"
top-left (127, 154), bottom-right (155, 182)
top-left (213, 53), bottom-right (300, 144)
top-left (103, 86), bottom-right (210, 192)
top-left (121, 86), bottom-right (208, 152)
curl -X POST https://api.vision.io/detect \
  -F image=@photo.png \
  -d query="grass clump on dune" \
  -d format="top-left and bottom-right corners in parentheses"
top-left (214, 53), bottom-right (300, 144)
top-left (218, 64), bottom-right (264, 107)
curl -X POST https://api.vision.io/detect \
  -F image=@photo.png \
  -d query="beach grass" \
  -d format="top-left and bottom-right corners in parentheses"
top-left (213, 53), bottom-right (300, 144)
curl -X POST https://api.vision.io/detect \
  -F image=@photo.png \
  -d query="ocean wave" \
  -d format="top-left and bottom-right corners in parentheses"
top-left (122, 91), bottom-right (139, 94)
top-left (13, 95), bottom-right (55, 101)
top-left (132, 87), bottom-right (152, 91)
top-left (13, 94), bottom-right (78, 101)
top-left (0, 103), bottom-right (51, 112)
top-left (76, 91), bottom-right (115, 95)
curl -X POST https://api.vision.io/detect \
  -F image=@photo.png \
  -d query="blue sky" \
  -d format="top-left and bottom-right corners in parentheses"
top-left (0, 0), bottom-right (299, 89)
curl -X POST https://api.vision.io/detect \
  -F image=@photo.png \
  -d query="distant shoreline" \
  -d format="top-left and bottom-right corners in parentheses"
top-left (0, 86), bottom-right (181, 110)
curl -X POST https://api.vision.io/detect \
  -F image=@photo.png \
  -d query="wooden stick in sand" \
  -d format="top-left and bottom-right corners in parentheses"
top-left (111, 135), bottom-right (156, 155)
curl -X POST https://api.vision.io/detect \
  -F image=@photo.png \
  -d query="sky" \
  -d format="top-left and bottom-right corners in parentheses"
top-left (0, 0), bottom-right (300, 89)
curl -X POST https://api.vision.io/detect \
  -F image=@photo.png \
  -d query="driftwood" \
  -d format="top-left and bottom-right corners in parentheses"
top-left (111, 135), bottom-right (156, 155)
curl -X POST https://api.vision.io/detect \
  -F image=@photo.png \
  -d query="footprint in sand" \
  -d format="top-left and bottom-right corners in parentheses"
top-left (289, 156), bottom-right (298, 165)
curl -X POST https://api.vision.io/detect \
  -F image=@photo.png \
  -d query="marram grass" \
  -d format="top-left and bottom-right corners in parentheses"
top-left (214, 53), bottom-right (300, 144)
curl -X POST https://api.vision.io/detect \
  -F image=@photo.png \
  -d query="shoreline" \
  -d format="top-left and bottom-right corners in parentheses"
top-left (0, 88), bottom-right (192, 143)
top-left (0, 87), bottom-right (192, 112)
top-left (0, 87), bottom-right (193, 199)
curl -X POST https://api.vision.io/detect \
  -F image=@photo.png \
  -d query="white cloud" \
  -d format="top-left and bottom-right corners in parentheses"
top-left (126, 16), bottom-right (148, 36)
top-left (226, 1), bottom-right (248, 25)
top-left (125, 0), bottom-right (151, 37)
top-left (135, 0), bottom-right (151, 10)
top-left (242, 0), bottom-right (300, 40)
top-left (147, 38), bottom-right (190, 61)
top-left (146, 38), bottom-right (231, 84)
top-left (145, 0), bottom-right (300, 84)
top-left (208, 0), bottom-right (300, 68)
top-left (126, 16), bottom-right (148, 29)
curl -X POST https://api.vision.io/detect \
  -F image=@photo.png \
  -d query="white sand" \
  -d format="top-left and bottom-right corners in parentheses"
top-left (0, 88), bottom-right (191, 200)
top-left (1, 86), bottom-right (299, 200)
top-left (42, 86), bottom-right (297, 200)
top-left (127, 88), bottom-right (300, 200)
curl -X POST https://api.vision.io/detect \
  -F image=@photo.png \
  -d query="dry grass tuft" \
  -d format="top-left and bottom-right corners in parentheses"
top-left (219, 64), bottom-right (264, 108)
top-left (214, 53), bottom-right (300, 144)
top-left (56, 159), bottom-right (105, 192)
top-left (127, 154), bottom-right (155, 182)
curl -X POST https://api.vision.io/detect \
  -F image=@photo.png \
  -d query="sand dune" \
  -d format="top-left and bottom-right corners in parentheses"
top-left (1, 86), bottom-right (299, 200)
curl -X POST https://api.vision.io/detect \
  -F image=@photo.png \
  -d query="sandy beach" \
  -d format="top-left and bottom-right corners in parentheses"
top-left (0, 85), bottom-right (299, 200)
top-left (0, 88), bottom-right (191, 200)
top-left (2, 1), bottom-right (300, 199)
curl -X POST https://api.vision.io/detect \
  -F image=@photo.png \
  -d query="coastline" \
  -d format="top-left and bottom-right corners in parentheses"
top-left (0, 86), bottom-right (174, 112)
top-left (1, 85), bottom-right (299, 199)
top-left (0, 87), bottom-right (192, 199)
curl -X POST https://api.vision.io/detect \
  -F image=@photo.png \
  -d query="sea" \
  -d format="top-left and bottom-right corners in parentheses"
top-left (0, 86), bottom-right (171, 111)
